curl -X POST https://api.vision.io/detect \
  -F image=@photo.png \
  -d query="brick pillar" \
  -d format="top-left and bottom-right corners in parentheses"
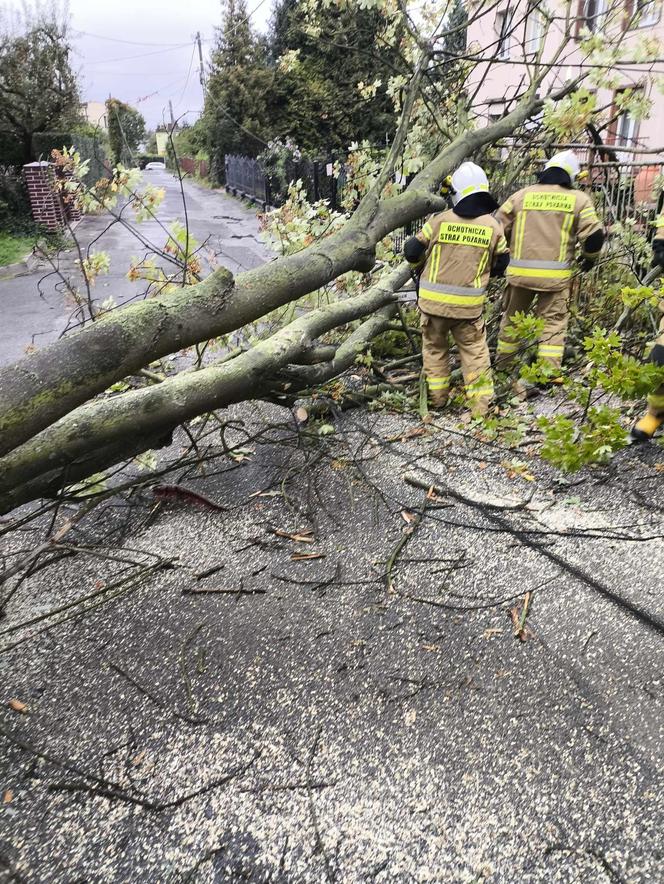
top-left (23, 161), bottom-right (66, 232)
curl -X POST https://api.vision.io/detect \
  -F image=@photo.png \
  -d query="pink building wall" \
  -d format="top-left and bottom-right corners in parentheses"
top-left (465, 0), bottom-right (664, 162)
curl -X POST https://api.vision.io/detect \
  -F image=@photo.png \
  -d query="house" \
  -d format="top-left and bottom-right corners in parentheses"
top-left (464, 0), bottom-right (664, 208)
top-left (82, 101), bottom-right (108, 132)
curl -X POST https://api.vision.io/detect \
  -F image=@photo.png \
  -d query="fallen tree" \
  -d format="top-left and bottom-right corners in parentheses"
top-left (0, 0), bottom-right (655, 512)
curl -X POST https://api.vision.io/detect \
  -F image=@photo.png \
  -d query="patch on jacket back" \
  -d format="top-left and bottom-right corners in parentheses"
top-left (436, 222), bottom-right (492, 247)
top-left (523, 192), bottom-right (576, 213)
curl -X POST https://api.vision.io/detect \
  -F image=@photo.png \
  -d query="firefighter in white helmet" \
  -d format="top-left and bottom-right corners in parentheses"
top-left (631, 221), bottom-right (664, 442)
top-left (495, 150), bottom-right (604, 385)
top-left (404, 161), bottom-right (509, 418)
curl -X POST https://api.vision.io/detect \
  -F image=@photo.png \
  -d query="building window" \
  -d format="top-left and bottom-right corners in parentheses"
top-left (488, 101), bottom-right (506, 124)
top-left (616, 106), bottom-right (638, 147)
top-left (630, 0), bottom-right (660, 27)
top-left (578, 0), bottom-right (608, 32)
top-left (609, 89), bottom-right (641, 159)
top-left (496, 10), bottom-right (514, 60)
top-left (525, 8), bottom-right (544, 55)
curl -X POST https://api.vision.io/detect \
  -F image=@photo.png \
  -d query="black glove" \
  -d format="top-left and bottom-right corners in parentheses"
top-left (490, 252), bottom-right (510, 278)
top-left (651, 242), bottom-right (664, 268)
top-left (580, 257), bottom-right (596, 273)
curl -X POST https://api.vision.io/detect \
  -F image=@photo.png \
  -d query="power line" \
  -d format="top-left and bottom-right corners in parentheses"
top-left (135, 74), bottom-right (193, 105)
top-left (174, 43), bottom-right (198, 108)
top-left (84, 43), bottom-right (193, 66)
top-left (90, 70), bottom-right (194, 78)
top-left (72, 30), bottom-right (187, 47)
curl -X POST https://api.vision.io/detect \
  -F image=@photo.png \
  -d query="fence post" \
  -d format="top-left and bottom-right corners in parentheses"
top-left (329, 160), bottom-right (337, 210)
top-left (313, 161), bottom-right (320, 202)
top-left (265, 175), bottom-right (272, 210)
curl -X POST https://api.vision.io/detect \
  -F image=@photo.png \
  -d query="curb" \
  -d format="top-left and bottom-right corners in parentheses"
top-left (0, 254), bottom-right (32, 281)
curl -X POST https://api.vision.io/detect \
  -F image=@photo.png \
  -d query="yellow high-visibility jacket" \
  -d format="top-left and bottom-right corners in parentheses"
top-left (497, 184), bottom-right (602, 292)
top-left (654, 215), bottom-right (664, 245)
top-left (414, 209), bottom-right (508, 319)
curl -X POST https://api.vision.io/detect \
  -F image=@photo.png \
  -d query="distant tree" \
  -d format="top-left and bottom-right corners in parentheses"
top-left (267, 0), bottom-right (403, 154)
top-left (145, 130), bottom-right (158, 155)
top-left (443, 0), bottom-right (468, 58)
top-left (171, 118), bottom-right (208, 160)
top-left (202, 0), bottom-right (273, 182)
top-left (0, 9), bottom-right (80, 162)
top-left (106, 98), bottom-right (146, 165)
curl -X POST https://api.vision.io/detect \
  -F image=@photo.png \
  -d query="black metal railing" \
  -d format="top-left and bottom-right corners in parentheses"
top-left (224, 154), bottom-right (346, 210)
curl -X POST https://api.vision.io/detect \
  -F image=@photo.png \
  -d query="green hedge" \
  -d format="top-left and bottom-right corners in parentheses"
top-left (0, 130), bottom-right (27, 167)
top-left (31, 132), bottom-right (109, 184)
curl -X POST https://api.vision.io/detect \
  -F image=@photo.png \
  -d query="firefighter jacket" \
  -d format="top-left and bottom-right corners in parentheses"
top-left (652, 217), bottom-right (664, 314)
top-left (413, 209), bottom-right (508, 319)
top-left (497, 184), bottom-right (602, 292)
top-left (654, 215), bottom-right (664, 246)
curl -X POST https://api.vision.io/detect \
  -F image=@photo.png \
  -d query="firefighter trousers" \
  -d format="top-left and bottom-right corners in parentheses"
top-left (496, 284), bottom-right (571, 370)
top-left (646, 320), bottom-right (664, 419)
top-left (421, 312), bottom-right (494, 416)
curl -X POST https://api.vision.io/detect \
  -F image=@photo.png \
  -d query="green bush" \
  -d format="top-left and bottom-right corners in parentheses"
top-left (0, 130), bottom-right (27, 166)
top-left (0, 166), bottom-right (33, 234)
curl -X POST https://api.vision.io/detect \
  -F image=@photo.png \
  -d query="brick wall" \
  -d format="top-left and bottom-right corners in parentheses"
top-left (23, 162), bottom-right (66, 231)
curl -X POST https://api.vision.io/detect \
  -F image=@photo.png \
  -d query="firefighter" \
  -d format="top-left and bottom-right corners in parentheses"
top-left (495, 150), bottom-right (604, 384)
top-left (403, 161), bottom-right (509, 418)
top-left (631, 225), bottom-right (664, 442)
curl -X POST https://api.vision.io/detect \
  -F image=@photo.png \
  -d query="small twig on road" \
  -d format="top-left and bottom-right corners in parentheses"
top-left (179, 621), bottom-right (208, 719)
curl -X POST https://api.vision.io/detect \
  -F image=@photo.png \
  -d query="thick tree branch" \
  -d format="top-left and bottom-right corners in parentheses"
top-left (0, 276), bottom-right (403, 510)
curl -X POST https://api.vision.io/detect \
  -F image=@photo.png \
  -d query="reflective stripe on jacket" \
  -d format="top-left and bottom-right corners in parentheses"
top-left (497, 184), bottom-right (602, 292)
top-left (414, 210), bottom-right (508, 319)
top-left (654, 215), bottom-right (664, 244)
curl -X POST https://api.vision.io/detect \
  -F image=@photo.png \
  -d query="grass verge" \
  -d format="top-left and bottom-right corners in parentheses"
top-left (0, 231), bottom-right (33, 267)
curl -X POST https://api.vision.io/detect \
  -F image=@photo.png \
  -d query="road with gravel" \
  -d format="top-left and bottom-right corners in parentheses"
top-left (1, 395), bottom-right (663, 882)
top-left (0, 174), bottom-right (663, 882)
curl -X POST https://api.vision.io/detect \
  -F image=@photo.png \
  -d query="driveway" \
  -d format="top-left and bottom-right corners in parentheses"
top-left (0, 170), bottom-right (269, 365)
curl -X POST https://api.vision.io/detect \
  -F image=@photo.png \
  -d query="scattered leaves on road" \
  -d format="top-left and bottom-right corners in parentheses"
top-left (7, 698), bottom-right (28, 714)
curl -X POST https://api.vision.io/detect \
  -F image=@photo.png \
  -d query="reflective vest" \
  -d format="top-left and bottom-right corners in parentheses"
top-left (654, 215), bottom-right (664, 244)
top-left (497, 184), bottom-right (602, 292)
top-left (414, 210), bottom-right (507, 319)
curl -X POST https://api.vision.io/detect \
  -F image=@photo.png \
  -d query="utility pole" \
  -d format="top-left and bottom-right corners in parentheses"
top-left (195, 31), bottom-right (205, 93)
top-left (168, 100), bottom-right (175, 129)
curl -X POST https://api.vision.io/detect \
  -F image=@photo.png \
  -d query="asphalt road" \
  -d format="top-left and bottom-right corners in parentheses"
top-left (1, 402), bottom-right (663, 882)
top-left (0, 170), bottom-right (269, 365)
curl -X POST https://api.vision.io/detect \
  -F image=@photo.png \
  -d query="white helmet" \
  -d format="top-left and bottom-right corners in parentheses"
top-left (545, 150), bottom-right (581, 181)
top-left (450, 161), bottom-right (489, 206)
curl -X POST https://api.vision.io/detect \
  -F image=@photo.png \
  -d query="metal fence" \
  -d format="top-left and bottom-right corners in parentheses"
top-left (225, 154), bottom-right (347, 210)
top-left (225, 155), bottom-right (271, 208)
top-left (225, 147), bottom-right (664, 248)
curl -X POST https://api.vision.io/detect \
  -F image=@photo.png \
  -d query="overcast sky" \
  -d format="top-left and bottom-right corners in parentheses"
top-left (60, 0), bottom-right (272, 129)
